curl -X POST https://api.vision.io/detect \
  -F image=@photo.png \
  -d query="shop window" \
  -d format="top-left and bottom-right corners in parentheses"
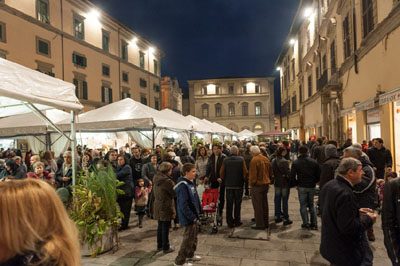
top-left (101, 86), bottom-right (112, 103)
top-left (0, 22), bottom-right (6, 43)
top-left (102, 30), bottom-right (110, 52)
top-left (36, 37), bottom-right (50, 57)
top-left (36, 0), bottom-right (49, 24)
top-left (140, 51), bottom-right (145, 68)
top-left (121, 40), bottom-right (128, 61)
top-left (140, 78), bottom-right (147, 88)
top-left (72, 53), bottom-right (87, 67)
top-left (102, 64), bottom-right (110, 77)
top-left (74, 15), bottom-right (84, 40)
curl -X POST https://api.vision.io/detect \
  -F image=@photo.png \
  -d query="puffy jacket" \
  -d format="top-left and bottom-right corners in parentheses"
top-left (174, 176), bottom-right (202, 226)
top-left (153, 172), bottom-right (176, 221)
top-left (353, 157), bottom-right (376, 209)
top-left (382, 178), bottom-right (400, 265)
top-left (272, 156), bottom-right (290, 188)
top-left (116, 164), bottom-right (134, 199)
top-left (290, 155), bottom-right (320, 188)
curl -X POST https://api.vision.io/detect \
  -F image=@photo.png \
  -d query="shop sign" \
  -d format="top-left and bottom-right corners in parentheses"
top-left (355, 99), bottom-right (375, 111)
top-left (340, 107), bottom-right (353, 117)
top-left (367, 108), bottom-right (380, 124)
top-left (379, 87), bottom-right (400, 105)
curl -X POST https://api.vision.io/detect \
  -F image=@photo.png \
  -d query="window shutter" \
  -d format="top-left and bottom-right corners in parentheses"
top-left (73, 79), bottom-right (79, 97)
top-left (83, 57), bottom-right (87, 67)
top-left (101, 86), bottom-right (105, 102)
top-left (83, 81), bottom-right (88, 100)
top-left (109, 88), bottom-right (113, 103)
top-left (72, 54), bottom-right (76, 64)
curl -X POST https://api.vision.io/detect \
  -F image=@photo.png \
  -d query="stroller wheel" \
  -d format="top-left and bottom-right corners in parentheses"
top-left (210, 225), bottom-right (218, 234)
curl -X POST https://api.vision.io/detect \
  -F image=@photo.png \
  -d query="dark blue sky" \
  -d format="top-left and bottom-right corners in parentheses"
top-left (90, 0), bottom-right (299, 113)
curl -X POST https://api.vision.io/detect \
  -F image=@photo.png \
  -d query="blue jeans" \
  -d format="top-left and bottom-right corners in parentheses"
top-left (274, 187), bottom-right (290, 220)
top-left (297, 187), bottom-right (317, 226)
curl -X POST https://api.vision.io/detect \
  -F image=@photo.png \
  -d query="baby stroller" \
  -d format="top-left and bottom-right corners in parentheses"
top-left (200, 188), bottom-right (222, 234)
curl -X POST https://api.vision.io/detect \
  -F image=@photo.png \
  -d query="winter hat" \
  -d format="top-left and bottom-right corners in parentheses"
top-left (325, 144), bottom-right (337, 158)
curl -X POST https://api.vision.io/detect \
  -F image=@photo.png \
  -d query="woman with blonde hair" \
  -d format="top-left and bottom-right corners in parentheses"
top-left (0, 179), bottom-right (80, 265)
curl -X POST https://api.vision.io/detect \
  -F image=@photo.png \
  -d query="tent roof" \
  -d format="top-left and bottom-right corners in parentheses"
top-left (0, 109), bottom-right (70, 137)
top-left (0, 58), bottom-right (82, 118)
top-left (258, 130), bottom-right (290, 136)
top-left (185, 115), bottom-right (216, 133)
top-left (238, 129), bottom-right (258, 137)
top-left (159, 109), bottom-right (195, 131)
top-left (58, 98), bottom-right (190, 132)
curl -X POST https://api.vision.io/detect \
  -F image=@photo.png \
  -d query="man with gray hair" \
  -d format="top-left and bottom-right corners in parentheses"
top-left (320, 158), bottom-right (376, 266)
top-left (220, 146), bottom-right (248, 228)
top-left (344, 146), bottom-right (377, 242)
top-left (248, 145), bottom-right (273, 230)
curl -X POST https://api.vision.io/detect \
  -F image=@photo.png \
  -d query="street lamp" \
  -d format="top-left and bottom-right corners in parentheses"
top-left (290, 39), bottom-right (296, 45)
top-left (304, 8), bottom-right (313, 18)
top-left (276, 67), bottom-right (281, 71)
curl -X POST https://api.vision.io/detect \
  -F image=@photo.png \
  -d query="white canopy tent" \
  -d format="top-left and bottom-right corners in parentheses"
top-left (237, 129), bottom-right (258, 140)
top-left (0, 58), bottom-right (83, 184)
top-left (57, 98), bottom-right (193, 148)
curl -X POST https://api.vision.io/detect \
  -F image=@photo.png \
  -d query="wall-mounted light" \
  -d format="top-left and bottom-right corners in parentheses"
top-left (88, 9), bottom-right (100, 20)
top-left (306, 61), bottom-right (313, 67)
top-left (148, 47), bottom-right (155, 54)
top-left (290, 39), bottom-right (296, 45)
top-left (330, 17), bottom-right (337, 25)
top-left (276, 67), bottom-right (281, 71)
top-left (320, 36), bottom-right (327, 41)
top-left (130, 37), bottom-right (137, 46)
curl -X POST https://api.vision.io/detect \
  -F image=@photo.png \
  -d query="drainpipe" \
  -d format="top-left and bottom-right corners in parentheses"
top-left (352, 0), bottom-right (359, 74)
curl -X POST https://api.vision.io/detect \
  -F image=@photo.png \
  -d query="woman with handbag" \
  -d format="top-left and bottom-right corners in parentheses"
top-left (272, 147), bottom-right (293, 225)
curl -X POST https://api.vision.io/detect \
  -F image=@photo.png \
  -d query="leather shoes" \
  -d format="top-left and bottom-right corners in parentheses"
top-left (234, 222), bottom-right (243, 227)
top-left (163, 247), bottom-right (175, 254)
top-left (251, 226), bottom-right (265, 230)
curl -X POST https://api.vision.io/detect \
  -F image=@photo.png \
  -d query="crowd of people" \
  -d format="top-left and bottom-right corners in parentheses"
top-left (0, 136), bottom-right (399, 266)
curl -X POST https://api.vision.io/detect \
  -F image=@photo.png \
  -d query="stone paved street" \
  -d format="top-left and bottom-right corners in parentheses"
top-left (83, 187), bottom-right (392, 266)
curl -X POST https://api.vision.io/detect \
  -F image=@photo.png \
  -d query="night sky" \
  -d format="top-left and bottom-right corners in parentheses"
top-left (90, 0), bottom-right (299, 113)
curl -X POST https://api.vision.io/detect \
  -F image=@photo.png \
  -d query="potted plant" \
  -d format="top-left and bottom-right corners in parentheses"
top-left (69, 167), bottom-right (124, 257)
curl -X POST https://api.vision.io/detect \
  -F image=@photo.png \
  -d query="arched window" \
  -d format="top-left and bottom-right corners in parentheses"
top-left (253, 123), bottom-right (264, 134)
top-left (242, 102), bottom-right (248, 116)
top-left (215, 103), bottom-right (222, 117)
top-left (202, 103), bottom-right (209, 118)
top-left (255, 102), bottom-right (262, 116)
top-left (228, 103), bottom-right (235, 116)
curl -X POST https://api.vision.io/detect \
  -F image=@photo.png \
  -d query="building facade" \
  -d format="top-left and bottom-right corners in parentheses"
top-left (0, 0), bottom-right (162, 111)
top-left (161, 76), bottom-right (182, 113)
top-left (276, 0), bottom-right (400, 171)
top-left (188, 77), bottom-right (275, 134)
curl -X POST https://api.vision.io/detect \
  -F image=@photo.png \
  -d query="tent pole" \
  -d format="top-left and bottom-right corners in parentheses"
top-left (45, 133), bottom-right (51, 150)
top-left (71, 111), bottom-right (76, 186)
top-left (152, 125), bottom-right (155, 149)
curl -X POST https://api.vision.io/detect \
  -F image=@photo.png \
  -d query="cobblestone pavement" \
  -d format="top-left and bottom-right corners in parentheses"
top-left (83, 187), bottom-right (392, 266)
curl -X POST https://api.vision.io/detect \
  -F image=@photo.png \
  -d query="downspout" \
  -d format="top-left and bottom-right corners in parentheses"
top-left (60, 0), bottom-right (65, 80)
top-left (118, 27), bottom-right (121, 99)
top-left (352, 0), bottom-right (359, 74)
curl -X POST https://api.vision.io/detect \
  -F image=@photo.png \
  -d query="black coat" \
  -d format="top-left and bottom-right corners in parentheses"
top-left (367, 146), bottom-right (393, 179)
top-left (382, 177), bottom-right (400, 264)
top-left (220, 155), bottom-right (247, 189)
top-left (272, 156), bottom-right (290, 188)
top-left (319, 156), bottom-right (340, 190)
top-left (320, 176), bottom-right (373, 266)
top-left (353, 157), bottom-right (376, 209)
top-left (116, 164), bottom-right (134, 198)
top-left (205, 153), bottom-right (226, 186)
top-left (312, 144), bottom-right (326, 165)
top-left (289, 155), bottom-right (320, 188)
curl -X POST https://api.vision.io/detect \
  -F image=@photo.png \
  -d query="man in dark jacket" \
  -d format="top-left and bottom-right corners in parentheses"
top-left (382, 176), bottom-right (400, 265)
top-left (290, 145), bottom-right (320, 230)
top-left (129, 147), bottom-right (143, 185)
top-left (205, 144), bottom-right (226, 216)
top-left (320, 158), bottom-right (376, 266)
top-left (344, 146), bottom-right (377, 242)
top-left (220, 146), bottom-right (248, 228)
top-left (319, 144), bottom-right (340, 190)
top-left (174, 163), bottom-right (203, 266)
top-left (311, 138), bottom-right (326, 167)
top-left (367, 138), bottom-right (393, 179)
